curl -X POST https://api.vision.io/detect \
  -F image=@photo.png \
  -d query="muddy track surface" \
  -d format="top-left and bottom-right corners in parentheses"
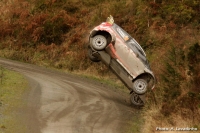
top-left (0, 58), bottom-right (138, 133)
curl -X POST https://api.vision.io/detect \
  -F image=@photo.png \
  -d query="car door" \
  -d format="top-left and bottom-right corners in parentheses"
top-left (112, 25), bottom-right (145, 77)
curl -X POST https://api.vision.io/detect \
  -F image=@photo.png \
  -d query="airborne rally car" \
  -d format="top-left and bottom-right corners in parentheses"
top-left (88, 16), bottom-right (155, 106)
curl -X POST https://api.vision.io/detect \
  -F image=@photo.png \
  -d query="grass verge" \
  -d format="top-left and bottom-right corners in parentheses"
top-left (0, 67), bottom-right (28, 133)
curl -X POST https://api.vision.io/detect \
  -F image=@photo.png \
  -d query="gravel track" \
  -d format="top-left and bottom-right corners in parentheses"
top-left (0, 58), bottom-right (136, 133)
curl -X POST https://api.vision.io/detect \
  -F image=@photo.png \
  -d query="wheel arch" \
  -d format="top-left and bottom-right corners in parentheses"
top-left (133, 73), bottom-right (155, 90)
top-left (90, 30), bottom-right (115, 45)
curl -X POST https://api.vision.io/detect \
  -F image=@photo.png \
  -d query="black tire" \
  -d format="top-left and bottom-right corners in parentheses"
top-left (132, 79), bottom-right (148, 95)
top-left (91, 35), bottom-right (107, 50)
top-left (130, 93), bottom-right (144, 106)
top-left (88, 48), bottom-right (100, 62)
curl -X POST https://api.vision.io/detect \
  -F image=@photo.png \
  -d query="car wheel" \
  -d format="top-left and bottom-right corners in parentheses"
top-left (88, 48), bottom-right (100, 62)
top-left (133, 79), bottom-right (148, 94)
top-left (91, 35), bottom-right (107, 50)
top-left (130, 93), bottom-right (144, 106)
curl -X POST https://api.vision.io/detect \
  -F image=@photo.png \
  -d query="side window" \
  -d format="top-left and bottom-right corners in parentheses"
top-left (114, 25), bottom-right (130, 41)
top-left (127, 39), bottom-right (146, 57)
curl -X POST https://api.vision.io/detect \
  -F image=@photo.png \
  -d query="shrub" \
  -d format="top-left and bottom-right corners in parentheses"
top-left (187, 43), bottom-right (200, 92)
top-left (160, 45), bottom-right (185, 115)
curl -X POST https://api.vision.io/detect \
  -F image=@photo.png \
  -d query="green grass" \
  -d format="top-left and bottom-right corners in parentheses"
top-left (126, 117), bottom-right (143, 133)
top-left (0, 68), bottom-right (28, 133)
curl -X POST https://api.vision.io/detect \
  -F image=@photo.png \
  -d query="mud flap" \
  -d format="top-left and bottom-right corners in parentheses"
top-left (98, 51), bottom-right (111, 66)
top-left (138, 94), bottom-right (146, 104)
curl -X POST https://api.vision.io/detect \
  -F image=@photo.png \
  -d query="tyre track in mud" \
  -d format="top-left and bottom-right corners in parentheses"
top-left (0, 58), bottom-right (137, 133)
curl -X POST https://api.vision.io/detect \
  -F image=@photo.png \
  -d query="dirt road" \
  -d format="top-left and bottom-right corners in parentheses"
top-left (0, 58), bottom-right (137, 133)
